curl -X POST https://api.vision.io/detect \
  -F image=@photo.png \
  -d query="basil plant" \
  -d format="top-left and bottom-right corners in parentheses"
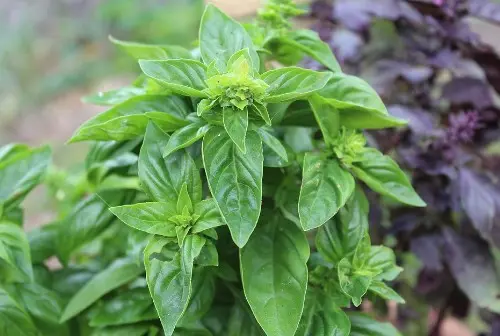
top-left (0, 1), bottom-right (424, 335)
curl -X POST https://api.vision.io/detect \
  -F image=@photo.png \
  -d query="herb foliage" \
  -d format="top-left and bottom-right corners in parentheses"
top-left (0, 1), bottom-right (424, 335)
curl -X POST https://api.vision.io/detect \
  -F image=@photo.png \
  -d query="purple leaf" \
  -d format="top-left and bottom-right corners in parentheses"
top-left (469, 0), bottom-right (500, 24)
top-left (334, 0), bottom-right (401, 31)
top-left (459, 168), bottom-right (500, 248)
top-left (442, 228), bottom-right (500, 313)
top-left (329, 29), bottom-right (363, 62)
top-left (442, 77), bottom-right (493, 110)
top-left (367, 60), bottom-right (432, 95)
top-left (472, 48), bottom-right (500, 95)
top-left (398, 142), bottom-right (455, 177)
top-left (410, 234), bottom-right (444, 271)
top-left (429, 49), bottom-right (464, 68)
top-left (310, 0), bottom-right (335, 21)
top-left (388, 105), bottom-right (437, 136)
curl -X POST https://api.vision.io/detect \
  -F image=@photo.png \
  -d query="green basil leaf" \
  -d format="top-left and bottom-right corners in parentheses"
top-left (275, 176), bottom-right (301, 225)
top-left (0, 287), bottom-right (37, 336)
top-left (145, 112), bottom-right (190, 133)
top-left (139, 60), bottom-right (207, 97)
top-left (60, 258), bottom-right (143, 322)
top-left (110, 36), bottom-right (191, 60)
top-left (262, 143), bottom-right (293, 168)
top-left (195, 240), bottom-right (219, 267)
top-left (364, 246), bottom-right (402, 281)
top-left (0, 145), bottom-right (51, 208)
top-left (139, 122), bottom-right (202, 204)
top-left (261, 67), bottom-right (332, 103)
top-left (28, 223), bottom-right (59, 263)
top-left (0, 223), bottom-right (33, 282)
top-left (296, 288), bottom-right (350, 336)
top-left (284, 127), bottom-right (315, 153)
top-left (337, 258), bottom-right (372, 307)
top-left (83, 87), bottom-right (148, 106)
top-left (89, 287), bottom-right (157, 327)
top-left (316, 188), bottom-right (368, 264)
top-left (352, 233), bottom-right (372, 271)
top-left (97, 175), bottom-right (141, 192)
top-left (179, 268), bottom-right (215, 324)
top-left (223, 108), bottom-right (248, 153)
top-left (318, 74), bottom-right (407, 129)
top-left (192, 199), bottom-right (225, 234)
top-left (69, 95), bottom-right (187, 143)
top-left (240, 213), bottom-right (309, 336)
top-left (0, 143), bottom-right (30, 161)
top-left (50, 266), bottom-right (97, 299)
top-left (199, 5), bottom-right (259, 72)
top-left (177, 183), bottom-right (194, 214)
top-left (323, 268), bottom-right (352, 308)
top-left (144, 235), bottom-right (205, 336)
top-left (85, 139), bottom-right (142, 184)
top-left (279, 101), bottom-right (317, 126)
top-left (173, 326), bottom-right (211, 336)
top-left (251, 102), bottom-right (272, 125)
top-left (309, 94), bottom-right (340, 145)
top-left (226, 303), bottom-right (265, 336)
top-left (299, 154), bottom-right (355, 230)
top-left (110, 202), bottom-right (177, 237)
top-left (368, 281), bottom-right (405, 304)
top-left (272, 30), bottom-right (341, 72)
top-left (91, 324), bottom-right (154, 336)
top-left (57, 191), bottom-right (131, 264)
top-left (15, 282), bottom-right (65, 332)
top-left (256, 128), bottom-right (288, 161)
top-left (163, 121), bottom-right (211, 157)
top-left (202, 127), bottom-right (263, 247)
top-left (348, 312), bottom-right (402, 336)
top-left (351, 148), bottom-right (425, 207)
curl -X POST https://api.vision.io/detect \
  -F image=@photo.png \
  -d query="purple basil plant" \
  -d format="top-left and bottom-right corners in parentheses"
top-left (307, 0), bottom-right (500, 334)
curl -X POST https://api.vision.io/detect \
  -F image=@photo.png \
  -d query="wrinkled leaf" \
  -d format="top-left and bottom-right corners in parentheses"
top-left (348, 312), bottom-right (402, 336)
top-left (163, 121), bottom-right (211, 157)
top-left (139, 60), bottom-right (207, 97)
top-left (309, 93), bottom-right (340, 145)
top-left (223, 108), bottom-right (248, 153)
top-left (144, 235), bottom-right (205, 336)
top-left (351, 148), bottom-right (425, 207)
top-left (0, 145), bottom-right (51, 208)
top-left (299, 153), bottom-right (355, 230)
top-left (296, 288), bottom-right (350, 336)
top-left (0, 223), bottom-right (33, 282)
top-left (0, 288), bottom-right (37, 336)
top-left (70, 95), bottom-right (187, 142)
top-left (241, 213), bottom-right (309, 336)
top-left (89, 287), bottom-right (157, 327)
top-left (199, 5), bottom-right (259, 72)
top-left (316, 188), bottom-right (368, 264)
top-left (262, 67), bottom-right (332, 103)
top-left (110, 202), bottom-right (177, 237)
top-left (202, 127), bottom-right (263, 247)
top-left (318, 74), bottom-right (406, 129)
top-left (139, 122), bottom-right (202, 204)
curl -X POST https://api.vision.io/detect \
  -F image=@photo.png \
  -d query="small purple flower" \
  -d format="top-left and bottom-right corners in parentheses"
top-left (446, 111), bottom-right (480, 143)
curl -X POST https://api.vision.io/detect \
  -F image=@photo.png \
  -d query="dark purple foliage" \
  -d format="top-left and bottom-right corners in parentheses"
top-left (308, 0), bottom-right (500, 332)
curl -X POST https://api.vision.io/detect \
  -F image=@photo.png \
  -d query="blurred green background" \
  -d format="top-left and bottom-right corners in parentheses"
top-left (0, 0), bottom-right (204, 148)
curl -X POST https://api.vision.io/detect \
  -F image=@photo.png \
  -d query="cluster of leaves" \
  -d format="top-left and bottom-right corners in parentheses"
top-left (0, 1), bottom-right (426, 335)
top-left (308, 0), bottom-right (500, 333)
